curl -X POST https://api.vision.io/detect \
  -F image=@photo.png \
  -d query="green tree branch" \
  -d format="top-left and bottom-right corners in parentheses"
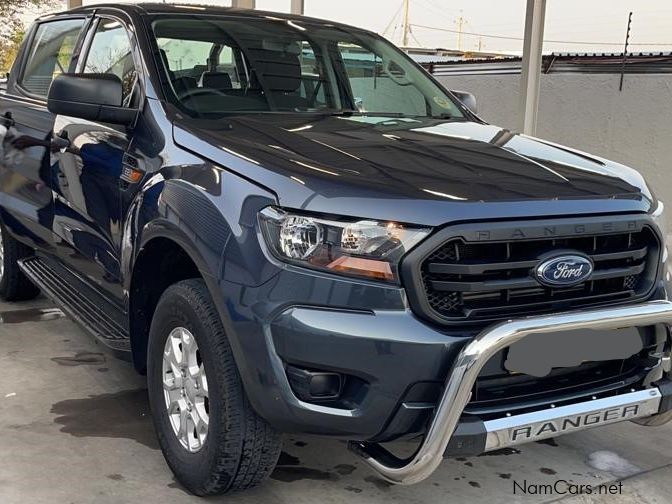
top-left (0, 0), bottom-right (58, 73)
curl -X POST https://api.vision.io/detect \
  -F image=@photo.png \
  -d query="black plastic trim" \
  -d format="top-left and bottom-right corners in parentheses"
top-left (442, 417), bottom-right (487, 458)
top-left (401, 214), bottom-right (664, 327)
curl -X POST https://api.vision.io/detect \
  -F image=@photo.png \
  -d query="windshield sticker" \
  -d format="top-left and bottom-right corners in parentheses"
top-left (433, 96), bottom-right (452, 109)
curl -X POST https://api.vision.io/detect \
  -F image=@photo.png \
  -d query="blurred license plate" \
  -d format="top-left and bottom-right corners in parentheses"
top-left (504, 327), bottom-right (643, 377)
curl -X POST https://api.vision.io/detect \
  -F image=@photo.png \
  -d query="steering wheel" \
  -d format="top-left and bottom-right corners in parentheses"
top-left (177, 87), bottom-right (230, 100)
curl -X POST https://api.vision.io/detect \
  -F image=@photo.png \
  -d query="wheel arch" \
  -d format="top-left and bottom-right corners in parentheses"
top-left (128, 224), bottom-right (224, 373)
top-left (123, 171), bottom-right (277, 377)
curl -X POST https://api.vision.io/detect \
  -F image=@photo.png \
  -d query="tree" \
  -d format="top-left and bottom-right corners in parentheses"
top-left (0, 0), bottom-right (57, 73)
top-left (0, 29), bottom-right (25, 74)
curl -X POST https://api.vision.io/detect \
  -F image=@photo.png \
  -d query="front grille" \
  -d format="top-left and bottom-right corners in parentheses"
top-left (405, 216), bottom-right (662, 325)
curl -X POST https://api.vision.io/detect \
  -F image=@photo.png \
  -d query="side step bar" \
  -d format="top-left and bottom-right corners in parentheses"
top-left (18, 256), bottom-right (130, 351)
top-left (348, 301), bottom-right (672, 485)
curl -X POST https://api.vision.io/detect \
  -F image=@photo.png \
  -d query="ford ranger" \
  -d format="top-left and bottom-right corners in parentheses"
top-left (1, 3), bottom-right (671, 496)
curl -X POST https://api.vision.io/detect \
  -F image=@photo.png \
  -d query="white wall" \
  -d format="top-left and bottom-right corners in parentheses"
top-left (437, 73), bottom-right (672, 218)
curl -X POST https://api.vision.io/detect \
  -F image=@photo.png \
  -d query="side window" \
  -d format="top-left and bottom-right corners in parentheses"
top-left (157, 38), bottom-right (213, 78)
top-left (83, 20), bottom-right (137, 106)
top-left (215, 46), bottom-right (242, 88)
top-left (20, 19), bottom-right (85, 97)
top-left (337, 42), bottom-right (425, 116)
top-left (298, 44), bottom-right (328, 108)
top-left (156, 38), bottom-right (242, 90)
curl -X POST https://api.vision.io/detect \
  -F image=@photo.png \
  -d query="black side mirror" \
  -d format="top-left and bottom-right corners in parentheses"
top-left (450, 89), bottom-right (478, 115)
top-left (47, 73), bottom-right (138, 126)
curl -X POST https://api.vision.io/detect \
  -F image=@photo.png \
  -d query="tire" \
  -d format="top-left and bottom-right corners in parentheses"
top-left (0, 223), bottom-right (40, 301)
top-left (632, 410), bottom-right (672, 427)
top-left (147, 279), bottom-right (281, 496)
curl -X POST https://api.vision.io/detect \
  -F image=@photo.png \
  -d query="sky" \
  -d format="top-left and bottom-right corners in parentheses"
top-left (53, 0), bottom-right (672, 54)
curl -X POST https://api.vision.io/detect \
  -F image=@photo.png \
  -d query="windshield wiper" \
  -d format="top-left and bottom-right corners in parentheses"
top-left (328, 111), bottom-right (410, 118)
top-left (429, 113), bottom-right (455, 119)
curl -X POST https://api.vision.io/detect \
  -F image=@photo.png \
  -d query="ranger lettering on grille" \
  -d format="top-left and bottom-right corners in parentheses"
top-left (473, 220), bottom-right (640, 241)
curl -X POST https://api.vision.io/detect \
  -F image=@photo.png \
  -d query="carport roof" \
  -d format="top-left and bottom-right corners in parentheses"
top-left (417, 51), bottom-right (672, 75)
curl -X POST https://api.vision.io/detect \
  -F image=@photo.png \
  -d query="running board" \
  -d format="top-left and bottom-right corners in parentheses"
top-left (18, 256), bottom-right (130, 351)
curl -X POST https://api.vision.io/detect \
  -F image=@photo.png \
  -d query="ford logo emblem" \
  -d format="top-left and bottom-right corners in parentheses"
top-left (535, 254), bottom-right (594, 287)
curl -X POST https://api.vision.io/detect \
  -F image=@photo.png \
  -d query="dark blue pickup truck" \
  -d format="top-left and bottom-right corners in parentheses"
top-left (1, 3), bottom-right (671, 496)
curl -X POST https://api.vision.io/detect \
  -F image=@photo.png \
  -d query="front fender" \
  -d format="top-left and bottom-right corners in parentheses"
top-left (123, 168), bottom-right (277, 291)
top-left (121, 165), bottom-right (280, 387)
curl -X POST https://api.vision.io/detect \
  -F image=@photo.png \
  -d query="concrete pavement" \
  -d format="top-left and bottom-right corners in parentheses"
top-left (0, 296), bottom-right (671, 504)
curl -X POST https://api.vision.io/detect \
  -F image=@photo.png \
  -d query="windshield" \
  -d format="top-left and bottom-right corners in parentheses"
top-left (151, 15), bottom-right (464, 119)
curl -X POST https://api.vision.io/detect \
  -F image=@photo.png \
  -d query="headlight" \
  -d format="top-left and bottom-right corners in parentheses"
top-left (259, 207), bottom-right (430, 282)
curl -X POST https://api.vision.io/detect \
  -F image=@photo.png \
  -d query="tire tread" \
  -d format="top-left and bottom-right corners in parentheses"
top-left (148, 279), bottom-right (280, 496)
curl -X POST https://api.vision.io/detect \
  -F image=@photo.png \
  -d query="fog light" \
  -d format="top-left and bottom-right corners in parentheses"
top-left (286, 365), bottom-right (343, 402)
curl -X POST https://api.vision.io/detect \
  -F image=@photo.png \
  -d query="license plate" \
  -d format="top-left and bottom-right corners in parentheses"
top-left (504, 327), bottom-right (643, 377)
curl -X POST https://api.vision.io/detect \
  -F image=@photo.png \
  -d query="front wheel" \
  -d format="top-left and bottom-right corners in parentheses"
top-left (147, 279), bottom-right (281, 496)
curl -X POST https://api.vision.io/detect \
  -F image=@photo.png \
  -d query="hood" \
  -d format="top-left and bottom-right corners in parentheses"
top-left (173, 114), bottom-right (654, 226)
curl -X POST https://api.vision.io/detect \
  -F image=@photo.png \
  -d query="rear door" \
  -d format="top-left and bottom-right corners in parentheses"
top-left (0, 17), bottom-right (87, 249)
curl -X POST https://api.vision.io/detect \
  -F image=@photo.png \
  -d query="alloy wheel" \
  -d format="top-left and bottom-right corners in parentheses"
top-left (162, 327), bottom-right (210, 452)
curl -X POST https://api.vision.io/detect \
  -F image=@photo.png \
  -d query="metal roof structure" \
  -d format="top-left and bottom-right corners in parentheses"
top-left (419, 51), bottom-right (672, 76)
top-left (409, 54), bottom-right (464, 64)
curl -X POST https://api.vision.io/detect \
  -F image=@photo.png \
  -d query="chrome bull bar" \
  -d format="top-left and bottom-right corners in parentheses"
top-left (348, 300), bottom-right (672, 485)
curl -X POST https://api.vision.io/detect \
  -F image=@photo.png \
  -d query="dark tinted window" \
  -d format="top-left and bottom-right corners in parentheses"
top-left (20, 19), bottom-right (85, 97)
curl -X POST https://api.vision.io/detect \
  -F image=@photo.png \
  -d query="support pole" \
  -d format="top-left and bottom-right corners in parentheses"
top-left (619, 12), bottom-right (633, 91)
top-left (232, 0), bottom-right (256, 9)
top-left (290, 0), bottom-right (305, 15)
top-left (401, 0), bottom-right (410, 47)
top-left (66, 0), bottom-right (82, 8)
top-left (518, 0), bottom-right (546, 135)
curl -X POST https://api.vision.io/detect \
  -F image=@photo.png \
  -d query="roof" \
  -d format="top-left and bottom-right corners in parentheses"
top-left (409, 54), bottom-right (464, 64)
top-left (55, 3), bottom-right (367, 33)
top-left (420, 51), bottom-right (672, 76)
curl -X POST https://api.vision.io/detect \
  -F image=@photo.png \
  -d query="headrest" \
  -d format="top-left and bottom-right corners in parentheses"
top-left (252, 51), bottom-right (301, 92)
top-left (202, 71), bottom-right (232, 89)
top-left (172, 76), bottom-right (198, 94)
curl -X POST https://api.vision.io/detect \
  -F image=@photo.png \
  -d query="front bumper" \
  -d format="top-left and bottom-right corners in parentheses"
top-left (348, 300), bottom-right (672, 485)
top-left (482, 387), bottom-right (663, 450)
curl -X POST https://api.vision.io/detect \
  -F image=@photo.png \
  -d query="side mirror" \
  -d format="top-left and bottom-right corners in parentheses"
top-left (47, 73), bottom-right (138, 126)
top-left (450, 89), bottom-right (478, 115)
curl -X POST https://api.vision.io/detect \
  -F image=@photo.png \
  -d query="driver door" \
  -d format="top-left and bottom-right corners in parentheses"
top-left (52, 15), bottom-right (138, 301)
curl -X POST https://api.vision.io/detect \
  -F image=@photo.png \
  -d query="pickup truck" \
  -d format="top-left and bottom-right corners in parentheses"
top-left (1, 3), bottom-right (671, 496)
